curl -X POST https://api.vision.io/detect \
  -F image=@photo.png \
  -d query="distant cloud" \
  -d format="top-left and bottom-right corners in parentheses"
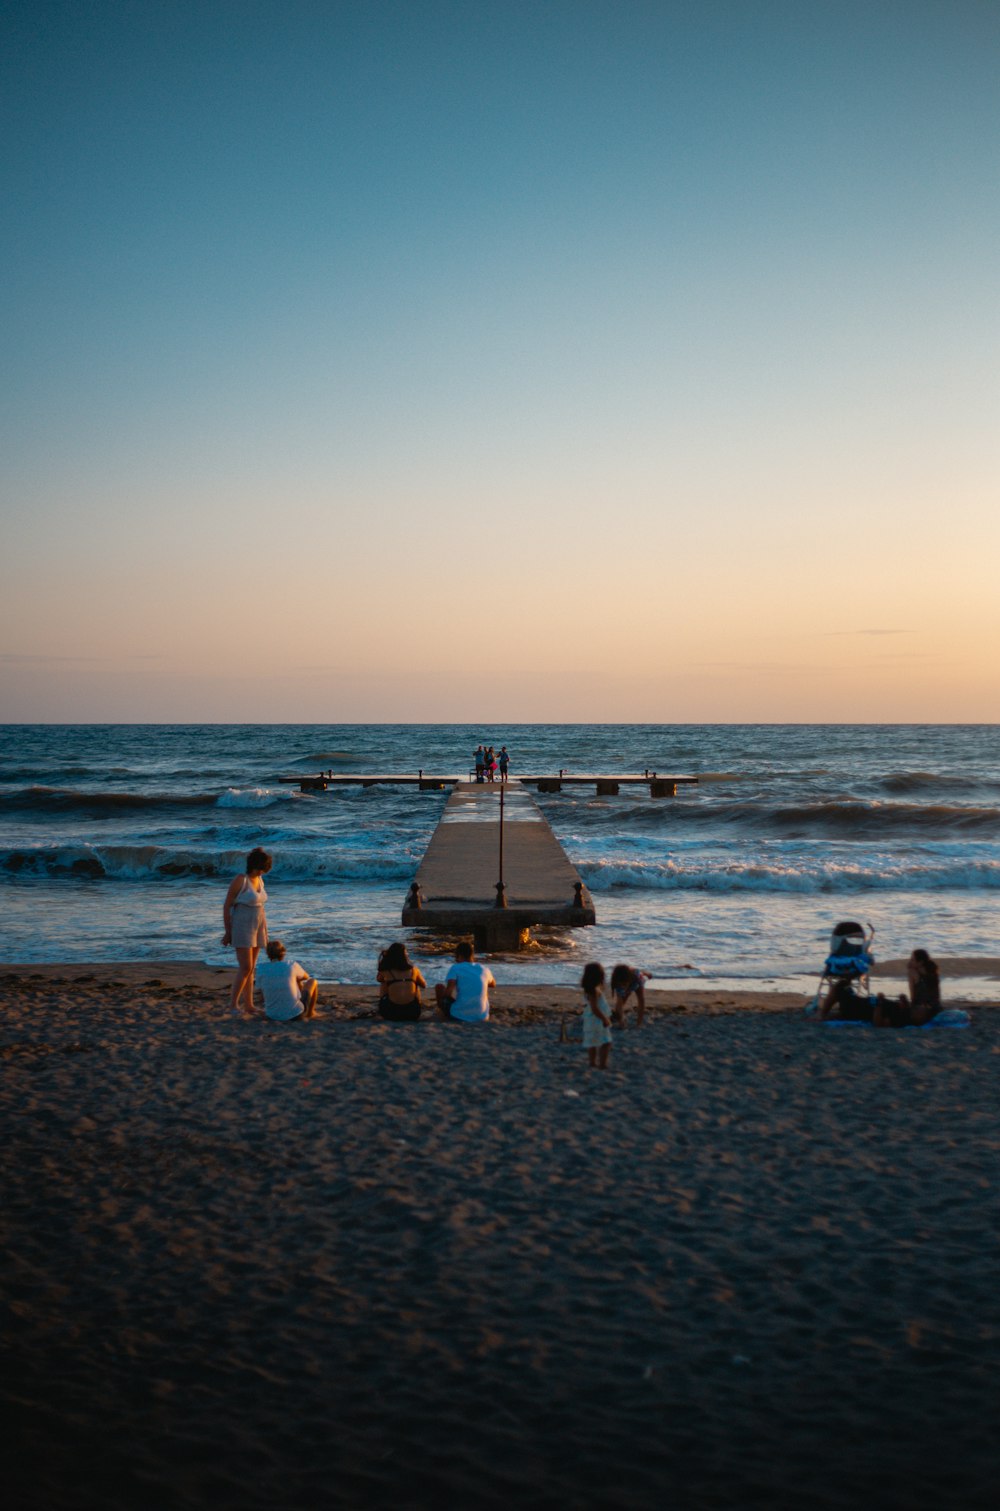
top-left (691, 661), bottom-right (824, 674)
top-left (0, 652), bottom-right (100, 663)
top-left (0, 652), bottom-right (162, 664)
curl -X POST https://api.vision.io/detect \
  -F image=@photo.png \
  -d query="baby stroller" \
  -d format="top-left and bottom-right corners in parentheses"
top-left (813, 921), bottom-right (875, 1015)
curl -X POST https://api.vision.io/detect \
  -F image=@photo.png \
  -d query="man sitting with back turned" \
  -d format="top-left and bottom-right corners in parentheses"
top-left (255, 939), bottom-right (319, 1021)
top-left (435, 939), bottom-right (496, 1022)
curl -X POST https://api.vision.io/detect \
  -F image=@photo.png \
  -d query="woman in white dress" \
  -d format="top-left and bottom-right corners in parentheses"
top-left (222, 846), bottom-right (272, 1015)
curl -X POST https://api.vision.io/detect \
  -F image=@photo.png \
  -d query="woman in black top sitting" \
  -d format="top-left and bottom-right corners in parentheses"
top-left (874, 949), bottom-right (941, 1028)
top-left (376, 942), bottom-right (426, 1022)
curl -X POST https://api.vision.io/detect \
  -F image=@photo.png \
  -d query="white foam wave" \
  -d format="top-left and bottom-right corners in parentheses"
top-left (581, 856), bottom-right (1000, 894)
top-left (216, 787), bottom-right (294, 809)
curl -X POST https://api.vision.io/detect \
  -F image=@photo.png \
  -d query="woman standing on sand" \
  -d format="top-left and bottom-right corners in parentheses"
top-left (222, 847), bottom-right (272, 1015)
top-left (581, 962), bottom-right (612, 1069)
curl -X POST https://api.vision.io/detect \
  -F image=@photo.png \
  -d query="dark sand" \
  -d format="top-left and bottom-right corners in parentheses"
top-left (2, 963), bottom-right (999, 1510)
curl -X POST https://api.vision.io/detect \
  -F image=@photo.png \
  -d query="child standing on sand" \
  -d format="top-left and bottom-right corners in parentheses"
top-left (581, 962), bottom-right (612, 1068)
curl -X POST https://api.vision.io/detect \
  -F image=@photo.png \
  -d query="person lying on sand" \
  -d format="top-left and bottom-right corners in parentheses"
top-left (435, 940), bottom-right (496, 1022)
top-left (255, 940), bottom-right (318, 1022)
top-left (874, 949), bottom-right (941, 1028)
top-left (818, 978), bottom-right (875, 1023)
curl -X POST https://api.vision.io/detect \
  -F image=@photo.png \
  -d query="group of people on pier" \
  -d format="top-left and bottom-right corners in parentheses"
top-left (473, 744), bottom-right (509, 782)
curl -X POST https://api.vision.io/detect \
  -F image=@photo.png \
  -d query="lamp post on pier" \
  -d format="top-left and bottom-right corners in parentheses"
top-left (494, 780), bottom-right (507, 908)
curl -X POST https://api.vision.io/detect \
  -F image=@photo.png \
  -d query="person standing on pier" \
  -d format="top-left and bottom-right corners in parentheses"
top-left (474, 745), bottom-right (486, 782)
top-left (498, 746), bottom-right (510, 782)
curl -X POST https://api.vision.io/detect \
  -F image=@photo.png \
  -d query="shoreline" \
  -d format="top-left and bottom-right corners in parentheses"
top-left (1, 957), bottom-right (998, 1017)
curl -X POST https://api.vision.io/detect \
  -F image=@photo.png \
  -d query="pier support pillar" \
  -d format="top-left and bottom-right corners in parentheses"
top-left (473, 919), bottom-right (532, 952)
top-left (596, 780), bottom-right (619, 796)
top-left (650, 780), bottom-right (677, 797)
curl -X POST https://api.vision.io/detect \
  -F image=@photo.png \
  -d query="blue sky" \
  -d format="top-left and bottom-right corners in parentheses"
top-left (2, 0), bottom-right (998, 721)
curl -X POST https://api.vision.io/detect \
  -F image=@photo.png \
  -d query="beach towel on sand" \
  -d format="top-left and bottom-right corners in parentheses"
top-left (812, 1006), bottom-right (971, 1030)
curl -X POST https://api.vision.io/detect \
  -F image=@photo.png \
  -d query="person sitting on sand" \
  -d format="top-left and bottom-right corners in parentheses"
top-left (255, 940), bottom-right (318, 1022)
top-left (376, 942), bottom-right (427, 1022)
top-left (873, 949), bottom-right (941, 1028)
top-left (581, 962), bottom-right (612, 1068)
top-left (435, 940), bottom-right (496, 1022)
top-left (609, 963), bottom-right (651, 1027)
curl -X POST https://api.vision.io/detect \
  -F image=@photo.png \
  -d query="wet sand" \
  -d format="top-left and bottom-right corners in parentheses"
top-left (2, 962), bottom-right (999, 1510)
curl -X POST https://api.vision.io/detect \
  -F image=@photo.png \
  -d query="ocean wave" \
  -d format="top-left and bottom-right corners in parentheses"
top-left (0, 765), bottom-right (101, 782)
top-left (0, 784), bottom-right (219, 816)
top-left (0, 844), bottom-right (415, 883)
top-left (215, 787), bottom-right (296, 809)
top-left (879, 771), bottom-right (1000, 797)
top-left (555, 795), bottom-right (1000, 839)
top-left (298, 750), bottom-right (360, 766)
top-left (580, 856), bottom-right (1000, 894)
top-left (759, 799), bottom-right (1000, 837)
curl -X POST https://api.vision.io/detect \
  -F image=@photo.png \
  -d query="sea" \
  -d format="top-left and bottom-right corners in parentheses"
top-left (1, 724), bottom-right (998, 997)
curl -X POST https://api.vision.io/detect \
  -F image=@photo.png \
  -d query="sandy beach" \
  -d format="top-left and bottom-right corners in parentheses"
top-left (3, 961), bottom-right (999, 1510)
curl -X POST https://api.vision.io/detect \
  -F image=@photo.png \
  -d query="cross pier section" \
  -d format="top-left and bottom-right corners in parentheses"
top-left (276, 770), bottom-right (699, 952)
top-left (281, 771), bottom-right (699, 798)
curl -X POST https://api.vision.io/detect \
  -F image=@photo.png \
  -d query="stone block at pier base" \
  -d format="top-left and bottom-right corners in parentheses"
top-left (596, 780), bottom-right (620, 796)
top-left (473, 919), bottom-right (533, 953)
top-left (650, 780), bottom-right (677, 797)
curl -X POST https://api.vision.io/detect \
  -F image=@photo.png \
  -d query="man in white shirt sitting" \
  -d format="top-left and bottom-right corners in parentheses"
top-left (435, 939), bottom-right (496, 1022)
top-left (255, 939), bottom-right (318, 1021)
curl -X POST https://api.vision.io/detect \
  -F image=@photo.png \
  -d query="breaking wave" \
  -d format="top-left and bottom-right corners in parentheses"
top-left (559, 795), bottom-right (1000, 840)
top-left (0, 784), bottom-right (295, 817)
top-left (581, 855), bottom-right (1000, 894)
top-left (0, 844), bottom-right (415, 883)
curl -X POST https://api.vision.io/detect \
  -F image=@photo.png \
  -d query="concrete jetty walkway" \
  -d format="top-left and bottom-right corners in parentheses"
top-left (401, 781), bottom-right (595, 950)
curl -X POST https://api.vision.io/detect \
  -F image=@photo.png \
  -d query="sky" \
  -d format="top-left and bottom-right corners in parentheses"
top-left (1, 0), bottom-right (998, 723)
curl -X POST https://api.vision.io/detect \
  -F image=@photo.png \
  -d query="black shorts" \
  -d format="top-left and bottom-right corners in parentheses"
top-left (378, 997), bottom-right (421, 1023)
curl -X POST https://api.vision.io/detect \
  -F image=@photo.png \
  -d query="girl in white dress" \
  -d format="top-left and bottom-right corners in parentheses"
top-left (581, 962), bottom-right (612, 1069)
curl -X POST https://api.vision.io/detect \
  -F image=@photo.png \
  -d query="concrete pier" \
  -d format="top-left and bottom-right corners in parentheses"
top-left (401, 781), bottom-right (595, 950)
